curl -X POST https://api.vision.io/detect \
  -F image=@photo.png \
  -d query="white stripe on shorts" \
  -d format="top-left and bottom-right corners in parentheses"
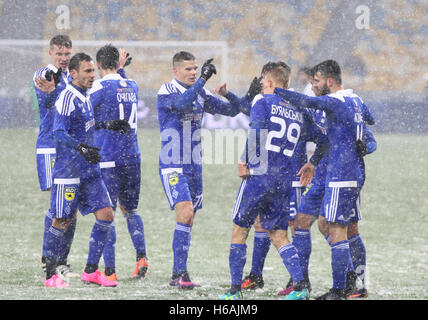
top-left (36, 148), bottom-right (56, 154)
top-left (232, 179), bottom-right (247, 220)
top-left (44, 154), bottom-right (52, 189)
top-left (54, 178), bottom-right (80, 184)
top-left (162, 174), bottom-right (174, 207)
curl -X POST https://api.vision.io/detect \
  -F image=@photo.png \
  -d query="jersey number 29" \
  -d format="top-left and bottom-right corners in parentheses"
top-left (266, 116), bottom-right (301, 157)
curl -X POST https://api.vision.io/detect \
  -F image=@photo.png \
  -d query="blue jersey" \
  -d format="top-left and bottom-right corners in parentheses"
top-left (88, 73), bottom-right (140, 167)
top-left (274, 88), bottom-right (374, 188)
top-left (33, 64), bottom-right (72, 149)
top-left (52, 84), bottom-right (100, 180)
top-left (157, 78), bottom-right (240, 173)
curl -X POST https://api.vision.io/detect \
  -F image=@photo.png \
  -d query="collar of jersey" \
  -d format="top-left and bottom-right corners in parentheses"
top-left (102, 73), bottom-right (123, 81)
top-left (67, 84), bottom-right (87, 103)
top-left (47, 64), bottom-right (58, 73)
top-left (327, 89), bottom-right (356, 102)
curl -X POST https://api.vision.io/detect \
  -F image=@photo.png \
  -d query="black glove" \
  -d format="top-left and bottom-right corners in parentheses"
top-left (124, 52), bottom-right (132, 67)
top-left (77, 143), bottom-right (101, 164)
top-left (45, 68), bottom-right (62, 87)
top-left (95, 120), bottom-right (131, 134)
top-left (356, 139), bottom-right (368, 157)
top-left (246, 76), bottom-right (262, 100)
top-left (200, 58), bottom-right (216, 81)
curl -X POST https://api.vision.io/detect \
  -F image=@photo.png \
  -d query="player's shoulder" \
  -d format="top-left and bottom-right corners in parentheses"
top-left (327, 89), bottom-right (362, 103)
top-left (158, 79), bottom-right (183, 96)
top-left (55, 85), bottom-right (85, 115)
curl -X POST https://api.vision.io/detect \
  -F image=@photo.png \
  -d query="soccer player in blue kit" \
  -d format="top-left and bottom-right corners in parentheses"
top-left (43, 53), bottom-right (125, 288)
top-left (89, 44), bottom-right (148, 281)
top-left (33, 35), bottom-right (78, 278)
top-left (220, 62), bottom-right (329, 300)
top-left (275, 60), bottom-right (375, 300)
top-left (157, 51), bottom-right (241, 289)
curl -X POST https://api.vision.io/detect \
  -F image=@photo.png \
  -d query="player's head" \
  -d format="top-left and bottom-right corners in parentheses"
top-left (312, 59), bottom-right (342, 95)
top-left (260, 61), bottom-right (291, 94)
top-left (172, 51), bottom-right (198, 86)
top-left (49, 35), bottom-right (72, 71)
top-left (96, 44), bottom-right (120, 72)
top-left (69, 52), bottom-right (95, 90)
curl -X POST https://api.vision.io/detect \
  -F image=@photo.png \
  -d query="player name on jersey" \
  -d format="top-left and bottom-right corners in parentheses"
top-left (271, 104), bottom-right (303, 123)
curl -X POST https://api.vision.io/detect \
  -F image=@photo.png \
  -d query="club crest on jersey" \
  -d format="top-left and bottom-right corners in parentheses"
top-left (51, 157), bottom-right (55, 168)
top-left (64, 187), bottom-right (76, 202)
top-left (168, 172), bottom-right (179, 186)
top-left (120, 80), bottom-right (127, 87)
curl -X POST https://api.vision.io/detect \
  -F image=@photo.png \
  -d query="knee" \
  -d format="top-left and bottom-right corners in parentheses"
top-left (175, 202), bottom-right (194, 225)
top-left (52, 218), bottom-right (73, 230)
top-left (95, 207), bottom-right (115, 221)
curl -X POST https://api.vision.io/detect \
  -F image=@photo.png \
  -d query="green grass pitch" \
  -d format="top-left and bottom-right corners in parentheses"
top-left (0, 128), bottom-right (427, 300)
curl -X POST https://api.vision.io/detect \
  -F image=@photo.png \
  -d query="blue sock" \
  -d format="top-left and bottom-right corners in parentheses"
top-left (278, 243), bottom-right (304, 283)
top-left (58, 218), bottom-right (76, 265)
top-left (102, 223), bottom-right (116, 270)
top-left (42, 210), bottom-right (54, 258)
top-left (44, 225), bottom-right (65, 278)
top-left (292, 228), bottom-right (311, 278)
top-left (331, 240), bottom-right (351, 289)
top-left (86, 220), bottom-right (113, 267)
top-left (349, 234), bottom-right (366, 284)
top-left (229, 243), bottom-right (247, 288)
top-left (172, 222), bottom-right (191, 276)
top-left (125, 211), bottom-right (146, 259)
top-left (250, 232), bottom-right (271, 276)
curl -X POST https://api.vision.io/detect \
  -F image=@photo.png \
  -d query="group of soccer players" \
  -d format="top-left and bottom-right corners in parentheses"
top-left (33, 34), bottom-right (376, 300)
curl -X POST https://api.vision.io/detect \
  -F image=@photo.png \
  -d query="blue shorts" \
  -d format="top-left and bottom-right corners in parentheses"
top-left (321, 184), bottom-right (361, 226)
top-left (101, 163), bottom-right (141, 211)
top-left (50, 176), bottom-right (113, 219)
top-left (288, 183), bottom-right (304, 221)
top-left (232, 175), bottom-right (291, 230)
top-left (159, 168), bottom-right (203, 212)
top-left (298, 184), bottom-right (325, 216)
top-left (36, 148), bottom-right (56, 191)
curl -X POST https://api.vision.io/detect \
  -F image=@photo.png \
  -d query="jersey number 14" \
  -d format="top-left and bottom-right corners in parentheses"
top-left (119, 102), bottom-right (138, 130)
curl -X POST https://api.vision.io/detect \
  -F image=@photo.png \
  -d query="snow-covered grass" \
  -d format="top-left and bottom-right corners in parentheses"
top-left (0, 129), bottom-right (426, 300)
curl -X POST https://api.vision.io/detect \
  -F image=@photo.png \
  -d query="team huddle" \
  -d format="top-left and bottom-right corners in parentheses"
top-left (33, 35), bottom-right (376, 300)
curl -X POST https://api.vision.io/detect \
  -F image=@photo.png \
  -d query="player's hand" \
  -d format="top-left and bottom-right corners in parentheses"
top-left (118, 48), bottom-right (132, 68)
top-left (212, 83), bottom-right (228, 96)
top-left (238, 161), bottom-right (250, 179)
top-left (356, 139), bottom-right (368, 157)
top-left (297, 161), bottom-right (315, 186)
top-left (34, 75), bottom-right (56, 94)
top-left (77, 143), bottom-right (101, 164)
top-left (200, 58), bottom-right (216, 81)
top-left (246, 76), bottom-right (262, 100)
top-left (105, 119), bottom-right (131, 134)
top-left (45, 68), bottom-right (62, 87)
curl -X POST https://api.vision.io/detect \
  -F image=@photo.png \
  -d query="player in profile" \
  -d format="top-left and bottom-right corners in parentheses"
top-left (220, 62), bottom-right (329, 300)
top-left (33, 34), bottom-right (78, 278)
top-left (157, 51), bottom-right (241, 289)
top-left (89, 44), bottom-right (148, 281)
top-left (274, 59), bottom-right (375, 299)
top-left (43, 53), bottom-right (126, 288)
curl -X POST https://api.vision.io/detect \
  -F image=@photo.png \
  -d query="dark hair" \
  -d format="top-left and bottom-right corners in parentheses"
top-left (69, 52), bottom-right (93, 72)
top-left (96, 44), bottom-right (119, 70)
top-left (261, 61), bottom-right (291, 89)
top-left (299, 66), bottom-right (313, 76)
top-left (173, 51), bottom-right (196, 67)
top-left (50, 34), bottom-right (72, 49)
top-left (313, 59), bottom-right (342, 85)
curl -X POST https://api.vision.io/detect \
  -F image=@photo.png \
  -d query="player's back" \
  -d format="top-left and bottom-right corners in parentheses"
top-left (90, 74), bottom-right (140, 166)
top-left (249, 94), bottom-right (304, 179)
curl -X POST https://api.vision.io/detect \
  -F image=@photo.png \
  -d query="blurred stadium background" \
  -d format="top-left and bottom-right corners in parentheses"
top-left (0, 0), bottom-right (427, 133)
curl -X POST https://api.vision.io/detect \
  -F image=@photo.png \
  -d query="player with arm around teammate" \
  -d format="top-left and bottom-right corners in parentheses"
top-left (274, 59), bottom-right (375, 299)
top-left (43, 53), bottom-right (126, 288)
top-left (220, 62), bottom-right (329, 300)
top-left (88, 44), bottom-right (148, 281)
top-left (157, 51), bottom-right (241, 289)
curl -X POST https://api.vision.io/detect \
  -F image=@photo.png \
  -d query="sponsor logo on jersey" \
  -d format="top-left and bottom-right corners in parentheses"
top-left (168, 172), bottom-right (179, 186)
top-left (64, 187), bottom-right (76, 201)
